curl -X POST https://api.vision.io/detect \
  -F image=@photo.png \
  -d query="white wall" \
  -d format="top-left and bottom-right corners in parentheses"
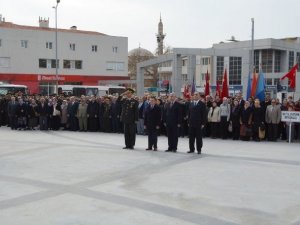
top-left (0, 26), bottom-right (128, 76)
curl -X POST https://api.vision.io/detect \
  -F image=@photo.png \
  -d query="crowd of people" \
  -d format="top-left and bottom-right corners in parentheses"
top-left (0, 90), bottom-right (299, 153)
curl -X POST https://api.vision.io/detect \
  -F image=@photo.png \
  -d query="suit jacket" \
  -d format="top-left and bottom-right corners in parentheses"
top-left (265, 105), bottom-right (281, 124)
top-left (7, 101), bottom-right (18, 116)
top-left (87, 101), bottom-right (99, 117)
top-left (67, 101), bottom-right (79, 117)
top-left (77, 103), bottom-right (88, 118)
top-left (37, 103), bottom-right (50, 116)
top-left (163, 101), bottom-right (182, 127)
top-left (144, 105), bottom-right (161, 130)
top-left (188, 100), bottom-right (207, 128)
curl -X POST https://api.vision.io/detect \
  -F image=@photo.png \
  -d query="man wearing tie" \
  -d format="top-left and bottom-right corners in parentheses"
top-left (163, 93), bottom-right (182, 152)
top-left (144, 96), bottom-right (161, 151)
top-left (187, 92), bottom-right (207, 154)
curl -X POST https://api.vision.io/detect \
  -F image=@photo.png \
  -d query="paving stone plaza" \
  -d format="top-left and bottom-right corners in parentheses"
top-left (0, 127), bottom-right (299, 225)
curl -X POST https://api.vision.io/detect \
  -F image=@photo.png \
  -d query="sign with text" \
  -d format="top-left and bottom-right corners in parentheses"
top-left (37, 75), bottom-right (65, 81)
top-left (281, 111), bottom-right (300, 122)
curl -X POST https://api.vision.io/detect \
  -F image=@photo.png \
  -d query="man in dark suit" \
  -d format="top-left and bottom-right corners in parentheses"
top-left (36, 97), bottom-right (50, 130)
top-left (187, 92), bottom-right (207, 154)
top-left (67, 96), bottom-right (79, 131)
top-left (7, 96), bottom-right (18, 130)
top-left (87, 95), bottom-right (99, 132)
top-left (144, 96), bottom-right (161, 151)
top-left (163, 93), bottom-right (182, 152)
top-left (118, 88), bottom-right (139, 150)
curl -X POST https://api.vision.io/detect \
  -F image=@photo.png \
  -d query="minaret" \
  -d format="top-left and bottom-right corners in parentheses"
top-left (156, 14), bottom-right (166, 55)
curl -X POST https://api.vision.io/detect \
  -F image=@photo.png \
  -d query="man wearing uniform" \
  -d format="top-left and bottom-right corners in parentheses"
top-left (118, 88), bottom-right (139, 149)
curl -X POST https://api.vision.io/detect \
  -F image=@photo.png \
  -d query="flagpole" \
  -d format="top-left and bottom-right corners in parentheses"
top-left (250, 18), bottom-right (254, 74)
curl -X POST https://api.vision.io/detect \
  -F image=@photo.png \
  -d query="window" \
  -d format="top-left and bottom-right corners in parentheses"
top-left (112, 46), bottom-right (118, 53)
top-left (216, 56), bottom-right (224, 82)
top-left (21, 40), bottom-right (28, 48)
top-left (261, 49), bottom-right (273, 73)
top-left (46, 42), bottom-right (53, 49)
top-left (274, 78), bottom-right (280, 85)
top-left (265, 78), bottom-right (272, 85)
top-left (201, 73), bottom-right (206, 81)
top-left (92, 45), bottom-right (98, 52)
top-left (254, 50), bottom-right (259, 72)
top-left (182, 59), bottom-right (187, 66)
top-left (274, 50), bottom-right (281, 73)
top-left (202, 57), bottom-right (210, 65)
top-left (69, 43), bottom-right (76, 51)
top-left (289, 51), bottom-right (294, 70)
top-left (182, 74), bottom-right (188, 82)
top-left (75, 60), bottom-right (82, 69)
top-left (63, 60), bottom-right (71, 69)
top-left (297, 52), bottom-right (300, 68)
top-left (63, 60), bottom-right (82, 69)
top-left (39, 59), bottom-right (47, 68)
top-left (229, 57), bottom-right (242, 85)
top-left (39, 59), bottom-right (59, 69)
top-left (0, 39), bottom-right (2, 47)
top-left (106, 62), bottom-right (125, 71)
top-left (51, 59), bottom-right (59, 68)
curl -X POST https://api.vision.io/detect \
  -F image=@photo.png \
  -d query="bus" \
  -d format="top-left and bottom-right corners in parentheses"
top-left (58, 85), bottom-right (126, 97)
top-left (0, 84), bottom-right (29, 95)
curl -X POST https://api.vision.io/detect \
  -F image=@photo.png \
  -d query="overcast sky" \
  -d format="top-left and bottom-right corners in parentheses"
top-left (2, 0), bottom-right (300, 53)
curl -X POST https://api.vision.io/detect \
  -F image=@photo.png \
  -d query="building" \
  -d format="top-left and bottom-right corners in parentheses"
top-left (128, 47), bottom-right (157, 88)
top-left (0, 16), bottom-right (128, 94)
top-left (137, 37), bottom-right (300, 97)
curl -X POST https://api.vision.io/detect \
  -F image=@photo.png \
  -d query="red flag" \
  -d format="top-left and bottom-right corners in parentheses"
top-left (183, 85), bottom-right (189, 98)
top-left (215, 80), bottom-right (221, 97)
top-left (281, 64), bottom-right (298, 89)
top-left (221, 68), bottom-right (229, 98)
top-left (251, 72), bottom-right (258, 97)
top-left (204, 70), bottom-right (210, 96)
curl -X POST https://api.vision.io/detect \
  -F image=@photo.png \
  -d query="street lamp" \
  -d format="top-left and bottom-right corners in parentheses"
top-left (53, 0), bottom-right (60, 94)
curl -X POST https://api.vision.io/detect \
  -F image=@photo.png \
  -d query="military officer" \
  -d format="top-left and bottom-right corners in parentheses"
top-left (118, 88), bottom-right (139, 149)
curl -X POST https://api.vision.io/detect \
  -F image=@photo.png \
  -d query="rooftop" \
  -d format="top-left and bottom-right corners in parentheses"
top-left (0, 21), bottom-right (107, 36)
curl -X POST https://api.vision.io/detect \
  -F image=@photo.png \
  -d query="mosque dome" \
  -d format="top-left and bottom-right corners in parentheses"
top-left (128, 47), bottom-right (154, 57)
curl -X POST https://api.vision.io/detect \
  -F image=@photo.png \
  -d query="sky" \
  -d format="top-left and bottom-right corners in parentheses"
top-left (2, 0), bottom-right (300, 53)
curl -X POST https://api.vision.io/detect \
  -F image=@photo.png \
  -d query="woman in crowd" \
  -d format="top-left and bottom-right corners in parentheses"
top-left (60, 99), bottom-right (68, 130)
top-left (252, 99), bottom-right (265, 141)
top-left (219, 97), bottom-right (231, 139)
top-left (240, 101), bottom-right (253, 141)
top-left (27, 99), bottom-right (38, 130)
top-left (230, 99), bottom-right (240, 140)
top-left (52, 98), bottom-right (61, 131)
top-left (207, 101), bottom-right (220, 139)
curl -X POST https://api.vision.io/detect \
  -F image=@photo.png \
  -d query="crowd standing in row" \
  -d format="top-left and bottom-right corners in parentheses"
top-left (0, 90), bottom-right (299, 154)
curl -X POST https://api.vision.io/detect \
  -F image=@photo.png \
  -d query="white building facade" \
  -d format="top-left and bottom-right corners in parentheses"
top-left (0, 17), bottom-right (128, 94)
top-left (137, 38), bottom-right (300, 97)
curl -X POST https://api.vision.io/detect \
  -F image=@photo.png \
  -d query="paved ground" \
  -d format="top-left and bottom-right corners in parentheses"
top-left (0, 127), bottom-right (299, 225)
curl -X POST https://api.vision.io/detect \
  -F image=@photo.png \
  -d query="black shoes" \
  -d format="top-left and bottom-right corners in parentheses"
top-left (145, 148), bottom-right (152, 151)
top-left (165, 149), bottom-right (172, 152)
top-left (187, 151), bottom-right (194, 153)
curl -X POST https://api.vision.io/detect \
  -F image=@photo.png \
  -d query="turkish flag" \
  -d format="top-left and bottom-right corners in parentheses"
top-left (221, 68), bottom-right (229, 98)
top-left (205, 70), bottom-right (210, 96)
top-left (281, 64), bottom-right (298, 89)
